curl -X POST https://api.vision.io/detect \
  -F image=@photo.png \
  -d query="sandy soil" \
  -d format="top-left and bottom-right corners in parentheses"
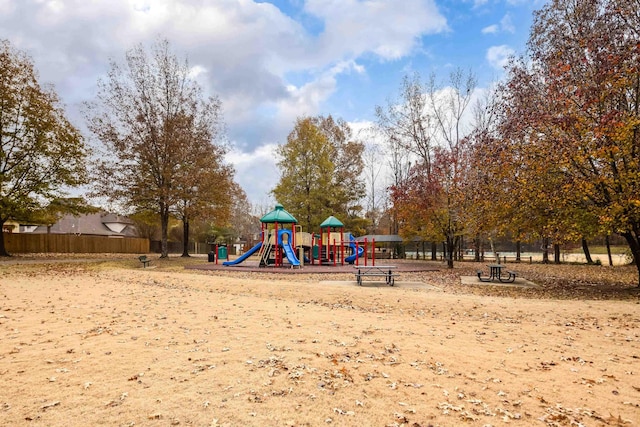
top-left (1, 262), bottom-right (639, 426)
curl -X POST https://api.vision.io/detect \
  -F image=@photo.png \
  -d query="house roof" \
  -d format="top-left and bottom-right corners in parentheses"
top-left (260, 204), bottom-right (298, 224)
top-left (101, 213), bottom-right (134, 225)
top-left (320, 215), bottom-right (344, 228)
top-left (31, 212), bottom-right (138, 237)
top-left (355, 234), bottom-right (404, 243)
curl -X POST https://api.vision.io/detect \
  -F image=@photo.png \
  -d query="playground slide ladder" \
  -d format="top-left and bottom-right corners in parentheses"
top-left (259, 241), bottom-right (272, 267)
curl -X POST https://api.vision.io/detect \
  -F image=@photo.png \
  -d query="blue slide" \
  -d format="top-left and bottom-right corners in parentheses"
top-left (345, 235), bottom-right (364, 264)
top-left (223, 242), bottom-right (262, 266)
top-left (278, 229), bottom-right (300, 267)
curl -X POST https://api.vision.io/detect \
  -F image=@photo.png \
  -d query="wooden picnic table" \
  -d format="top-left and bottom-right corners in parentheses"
top-left (477, 264), bottom-right (517, 283)
top-left (354, 265), bottom-right (398, 286)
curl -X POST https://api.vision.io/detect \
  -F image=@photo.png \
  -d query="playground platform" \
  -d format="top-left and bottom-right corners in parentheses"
top-left (187, 260), bottom-right (439, 274)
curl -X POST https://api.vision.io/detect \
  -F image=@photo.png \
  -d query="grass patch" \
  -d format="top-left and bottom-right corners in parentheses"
top-left (566, 245), bottom-right (628, 255)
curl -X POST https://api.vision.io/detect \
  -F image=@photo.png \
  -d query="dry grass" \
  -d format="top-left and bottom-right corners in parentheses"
top-left (0, 255), bottom-right (639, 426)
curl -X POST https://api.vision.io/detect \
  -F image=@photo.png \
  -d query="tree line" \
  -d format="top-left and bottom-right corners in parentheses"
top-left (1, 0), bottom-right (639, 285)
top-left (361, 0), bottom-right (639, 285)
top-left (0, 39), bottom-right (238, 258)
top-left (274, 0), bottom-right (640, 286)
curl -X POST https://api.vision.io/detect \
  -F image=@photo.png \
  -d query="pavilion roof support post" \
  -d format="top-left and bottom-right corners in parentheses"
top-left (372, 238), bottom-right (376, 266)
top-left (274, 221), bottom-right (279, 267)
top-left (364, 238), bottom-right (368, 266)
top-left (340, 227), bottom-right (344, 266)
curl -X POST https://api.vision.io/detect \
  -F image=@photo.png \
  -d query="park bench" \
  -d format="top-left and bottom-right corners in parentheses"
top-left (354, 265), bottom-right (399, 286)
top-left (139, 255), bottom-right (151, 268)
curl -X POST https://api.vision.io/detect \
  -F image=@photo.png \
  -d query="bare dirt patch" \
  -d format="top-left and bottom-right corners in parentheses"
top-left (1, 259), bottom-right (639, 426)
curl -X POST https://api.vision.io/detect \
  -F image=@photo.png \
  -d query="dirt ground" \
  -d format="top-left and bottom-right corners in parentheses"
top-left (1, 257), bottom-right (639, 426)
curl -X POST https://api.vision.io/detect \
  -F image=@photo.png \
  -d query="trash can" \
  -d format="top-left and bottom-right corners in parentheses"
top-left (217, 245), bottom-right (227, 260)
top-left (208, 251), bottom-right (215, 262)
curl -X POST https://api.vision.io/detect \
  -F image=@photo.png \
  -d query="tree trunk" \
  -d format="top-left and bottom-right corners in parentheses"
top-left (581, 237), bottom-right (594, 264)
top-left (431, 242), bottom-right (437, 261)
top-left (516, 240), bottom-right (521, 262)
top-left (554, 243), bottom-right (561, 264)
top-left (445, 234), bottom-right (454, 268)
top-left (489, 238), bottom-right (499, 263)
top-left (0, 219), bottom-right (10, 257)
top-left (620, 231), bottom-right (640, 287)
top-left (605, 235), bottom-right (613, 266)
top-left (542, 237), bottom-right (550, 264)
top-left (160, 203), bottom-right (170, 258)
top-left (474, 235), bottom-right (481, 262)
top-left (181, 217), bottom-right (190, 257)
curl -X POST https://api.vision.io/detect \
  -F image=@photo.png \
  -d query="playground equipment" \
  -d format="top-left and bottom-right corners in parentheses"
top-left (345, 235), bottom-right (365, 264)
top-left (223, 204), bottom-right (369, 268)
top-left (313, 215), bottom-right (364, 266)
top-left (223, 204), bottom-right (309, 268)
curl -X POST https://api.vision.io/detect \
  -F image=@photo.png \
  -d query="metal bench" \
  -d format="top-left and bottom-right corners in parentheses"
top-left (139, 255), bottom-right (151, 268)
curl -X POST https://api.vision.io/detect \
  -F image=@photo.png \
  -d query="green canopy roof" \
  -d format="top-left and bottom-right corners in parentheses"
top-left (320, 215), bottom-right (344, 228)
top-left (260, 204), bottom-right (298, 224)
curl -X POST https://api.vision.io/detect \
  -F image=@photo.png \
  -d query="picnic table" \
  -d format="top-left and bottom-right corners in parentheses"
top-left (477, 264), bottom-right (517, 283)
top-left (354, 265), bottom-right (398, 286)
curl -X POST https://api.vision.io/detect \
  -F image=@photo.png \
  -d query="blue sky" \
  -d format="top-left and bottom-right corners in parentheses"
top-left (0, 0), bottom-right (544, 206)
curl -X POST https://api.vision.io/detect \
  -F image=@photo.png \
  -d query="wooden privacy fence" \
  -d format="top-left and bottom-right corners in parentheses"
top-left (4, 233), bottom-right (150, 254)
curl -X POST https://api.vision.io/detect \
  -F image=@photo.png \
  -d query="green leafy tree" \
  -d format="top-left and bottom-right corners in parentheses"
top-left (272, 116), bottom-right (365, 232)
top-left (86, 39), bottom-right (230, 258)
top-left (0, 39), bottom-right (87, 255)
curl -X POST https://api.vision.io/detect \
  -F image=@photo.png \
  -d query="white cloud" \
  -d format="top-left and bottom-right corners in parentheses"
top-left (305, 0), bottom-right (448, 60)
top-left (486, 45), bottom-right (515, 69)
top-left (225, 144), bottom-right (280, 204)
top-left (483, 14), bottom-right (515, 36)
top-left (500, 14), bottom-right (515, 33)
top-left (273, 60), bottom-right (366, 134)
top-left (0, 0), bottom-right (15, 15)
top-left (0, 0), bottom-right (456, 204)
top-left (482, 24), bottom-right (499, 34)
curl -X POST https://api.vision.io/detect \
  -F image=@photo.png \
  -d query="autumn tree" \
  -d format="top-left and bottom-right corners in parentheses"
top-left (171, 113), bottom-right (234, 257)
top-left (496, 0), bottom-right (640, 283)
top-left (192, 183), bottom-right (258, 250)
top-left (463, 87), bottom-right (503, 261)
top-left (381, 69), bottom-right (476, 267)
top-left (86, 39), bottom-right (231, 258)
top-left (0, 39), bottom-right (88, 256)
top-left (272, 116), bottom-right (365, 232)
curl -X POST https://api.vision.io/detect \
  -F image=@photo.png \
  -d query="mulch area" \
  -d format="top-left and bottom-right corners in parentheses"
top-left (187, 259), bottom-right (439, 274)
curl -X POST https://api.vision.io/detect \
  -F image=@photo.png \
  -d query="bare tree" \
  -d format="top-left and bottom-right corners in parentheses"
top-left (86, 39), bottom-right (230, 258)
top-left (361, 140), bottom-right (385, 234)
top-left (376, 68), bottom-right (477, 267)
